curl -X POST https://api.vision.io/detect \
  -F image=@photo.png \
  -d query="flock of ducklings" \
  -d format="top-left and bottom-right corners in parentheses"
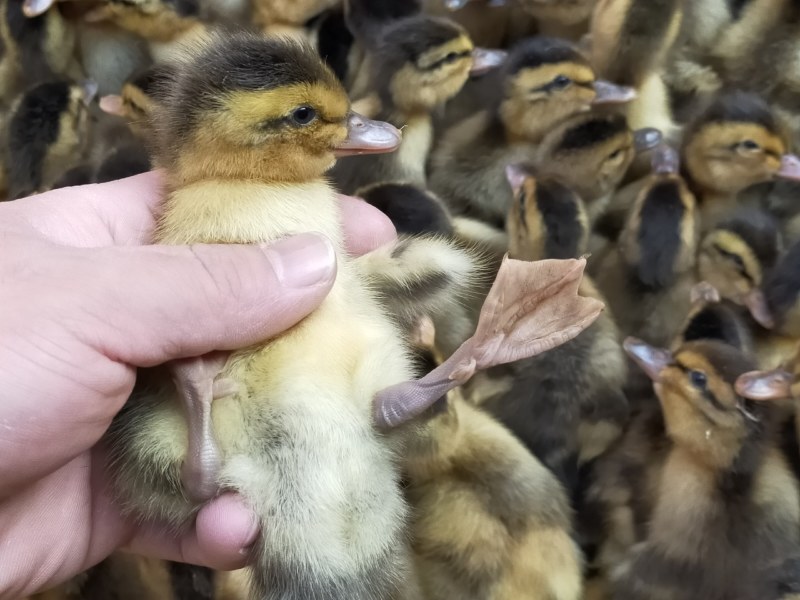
top-left (13, 0), bottom-right (800, 598)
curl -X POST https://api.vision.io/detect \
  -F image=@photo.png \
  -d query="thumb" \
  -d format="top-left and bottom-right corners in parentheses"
top-left (72, 233), bottom-right (337, 366)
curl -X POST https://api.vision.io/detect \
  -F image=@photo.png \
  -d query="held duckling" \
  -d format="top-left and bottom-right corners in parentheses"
top-left (474, 165), bottom-right (628, 497)
top-left (106, 32), bottom-right (602, 600)
top-left (330, 14), bottom-right (504, 194)
top-left (592, 143), bottom-right (699, 347)
top-left (5, 79), bottom-right (96, 200)
top-left (84, 0), bottom-right (208, 63)
top-left (682, 90), bottom-right (800, 231)
top-left (614, 338), bottom-right (800, 599)
top-left (405, 390), bottom-right (583, 600)
top-left (431, 37), bottom-right (635, 227)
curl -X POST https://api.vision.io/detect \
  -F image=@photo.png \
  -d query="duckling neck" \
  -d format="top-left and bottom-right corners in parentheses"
top-left (154, 178), bottom-right (344, 249)
top-left (377, 106), bottom-right (434, 183)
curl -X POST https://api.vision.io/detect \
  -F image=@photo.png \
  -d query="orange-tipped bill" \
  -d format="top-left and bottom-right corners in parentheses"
top-left (335, 113), bottom-right (402, 157)
top-left (592, 80), bottom-right (637, 105)
top-left (624, 337), bottom-right (672, 382)
top-left (736, 368), bottom-right (793, 400)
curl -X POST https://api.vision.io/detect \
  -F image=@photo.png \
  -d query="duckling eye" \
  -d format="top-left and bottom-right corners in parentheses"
top-left (443, 52), bottom-right (460, 64)
top-left (552, 75), bottom-right (572, 89)
top-left (689, 370), bottom-right (708, 390)
top-left (291, 106), bottom-right (317, 126)
top-left (607, 149), bottom-right (623, 161)
top-left (738, 140), bottom-right (760, 151)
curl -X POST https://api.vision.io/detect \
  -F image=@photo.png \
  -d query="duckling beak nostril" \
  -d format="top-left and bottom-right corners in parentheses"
top-left (470, 48), bottom-right (507, 77)
top-left (335, 112), bottom-right (402, 157)
top-left (776, 154), bottom-right (800, 181)
top-left (623, 337), bottom-right (672, 382)
top-left (651, 142), bottom-right (680, 175)
top-left (736, 369), bottom-right (793, 401)
top-left (633, 128), bottom-right (663, 153)
top-left (592, 81), bottom-right (637, 105)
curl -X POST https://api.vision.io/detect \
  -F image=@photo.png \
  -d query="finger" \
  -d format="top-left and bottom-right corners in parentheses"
top-left (67, 233), bottom-right (337, 367)
top-left (2, 172), bottom-right (163, 247)
top-left (125, 494), bottom-right (257, 570)
top-left (337, 194), bottom-right (397, 256)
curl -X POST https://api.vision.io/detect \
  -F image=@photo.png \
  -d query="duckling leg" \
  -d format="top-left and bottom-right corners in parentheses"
top-left (374, 257), bottom-right (605, 429)
top-left (170, 353), bottom-right (235, 502)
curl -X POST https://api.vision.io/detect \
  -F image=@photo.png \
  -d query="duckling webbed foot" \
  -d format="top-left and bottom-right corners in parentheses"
top-left (374, 257), bottom-right (604, 429)
top-left (170, 352), bottom-right (235, 502)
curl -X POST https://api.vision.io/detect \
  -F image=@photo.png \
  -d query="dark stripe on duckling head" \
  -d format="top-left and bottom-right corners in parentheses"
top-left (716, 209), bottom-right (781, 270)
top-left (315, 10), bottom-right (354, 83)
top-left (360, 183), bottom-right (453, 236)
top-left (635, 180), bottom-right (685, 289)
top-left (727, 0), bottom-right (753, 19)
top-left (7, 81), bottom-right (71, 199)
top-left (763, 239), bottom-right (800, 322)
top-left (504, 37), bottom-right (585, 76)
top-left (378, 16), bottom-right (465, 68)
top-left (557, 114), bottom-right (628, 152)
top-left (694, 91), bottom-right (778, 133)
top-left (535, 179), bottom-right (585, 259)
top-left (682, 304), bottom-right (750, 351)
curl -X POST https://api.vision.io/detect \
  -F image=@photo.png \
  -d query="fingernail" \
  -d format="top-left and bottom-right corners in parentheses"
top-left (261, 233), bottom-right (336, 289)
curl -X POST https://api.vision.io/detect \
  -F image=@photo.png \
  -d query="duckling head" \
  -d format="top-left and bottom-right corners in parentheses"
top-left (84, 0), bottom-right (202, 40)
top-left (697, 210), bottom-right (781, 327)
top-left (619, 143), bottom-right (698, 289)
top-left (625, 337), bottom-right (765, 467)
top-left (371, 15), bottom-right (495, 114)
top-left (504, 163), bottom-right (588, 261)
top-left (100, 64), bottom-right (173, 137)
top-left (153, 33), bottom-right (401, 186)
top-left (683, 91), bottom-right (800, 196)
top-left (7, 79), bottom-right (97, 199)
top-left (496, 37), bottom-right (635, 144)
top-left (536, 112), bottom-right (660, 202)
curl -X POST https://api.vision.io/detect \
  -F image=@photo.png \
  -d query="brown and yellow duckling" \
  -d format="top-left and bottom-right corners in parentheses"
top-left (431, 37), bottom-right (636, 227)
top-left (682, 90), bottom-right (800, 231)
top-left (4, 78), bottom-right (96, 200)
top-left (405, 388), bottom-right (583, 600)
top-left (330, 13), bottom-right (502, 194)
top-left (472, 164), bottom-right (628, 503)
top-left (99, 63), bottom-right (173, 138)
top-left (613, 338), bottom-right (800, 600)
top-left (592, 143), bottom-right (699, 347)
top-left (83, 0), bottom-right (208, 63)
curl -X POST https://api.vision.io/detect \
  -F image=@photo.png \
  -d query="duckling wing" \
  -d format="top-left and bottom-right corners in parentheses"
top-left (374, 257), bottom-right (604, 429)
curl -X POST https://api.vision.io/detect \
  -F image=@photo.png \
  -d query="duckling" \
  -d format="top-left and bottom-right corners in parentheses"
top-left (613, 338), bottom-right (800, 599)
top-left (430, 36), bottom-right (636, 227)
top-left (761, 238), bottom-right (800, 340)
top-left (588, 0), bottom-right (683, 136)
top-left (306, 6), bottom-right (358, 85)
top-left (84, 0), bottom-right (208, 63)
top-left (425, 0), bottom-right (534, 49)
top-left (105, 32), bottom-right (601, 600)
top-left (99, 63), bottom-right (173, 138)
top-left (330, 14), bottom-right (503, 194)
top-left (0, 0), bottom-right (80, 102)
top-left (5, 79), bottom-right (96, 200)
top-left (592, 143), bottom-right (699, 347)
top-left (518, 0), bottom-right (597, 41)
top-left (697, 208), bottom-right (782, 328)
top-left (405, 390), bottom-right (583, 600)
top-left (682, 90), bottom-right (800, 231)
top-left (473, 165), bottom-right (628, 500)
top-left (252, 0), bottom-right (340, 35)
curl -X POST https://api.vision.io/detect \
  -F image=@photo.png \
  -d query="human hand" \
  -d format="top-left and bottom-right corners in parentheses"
top-left (0, 172), bottom-right (396, 598)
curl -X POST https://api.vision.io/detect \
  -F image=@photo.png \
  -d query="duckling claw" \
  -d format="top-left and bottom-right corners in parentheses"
top-left (374, 257), bottom-right (604, 429)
